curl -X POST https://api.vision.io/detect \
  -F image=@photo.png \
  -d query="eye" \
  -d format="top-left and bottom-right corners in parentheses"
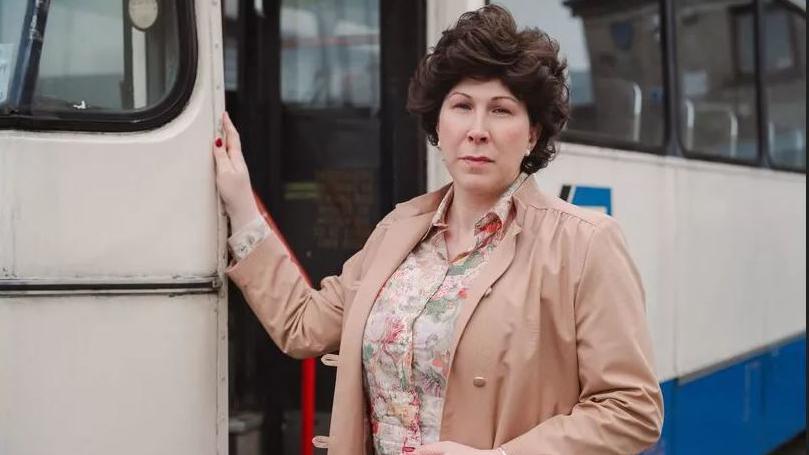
top-left (492, 107), bottom-right (512, 115)
top-left (453, 102), bottom-right (472, 110)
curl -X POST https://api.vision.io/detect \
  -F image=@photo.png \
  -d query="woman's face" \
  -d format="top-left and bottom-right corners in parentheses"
top-left (436, 78), bottom-right (537, 197)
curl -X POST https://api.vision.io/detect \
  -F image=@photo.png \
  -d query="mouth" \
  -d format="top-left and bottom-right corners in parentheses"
top-left (459, 155), bottom-right (494, 163)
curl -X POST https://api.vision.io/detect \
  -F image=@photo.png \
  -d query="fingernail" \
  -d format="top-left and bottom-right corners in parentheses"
top-left (215, 138), bottom-right (223, 148)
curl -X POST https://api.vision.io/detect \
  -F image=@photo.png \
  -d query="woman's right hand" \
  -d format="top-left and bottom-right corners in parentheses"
top-left (213, 111), bottom-right (261, 232)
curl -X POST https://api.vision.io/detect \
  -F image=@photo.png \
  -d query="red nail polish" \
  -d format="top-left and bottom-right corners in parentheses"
top-left (215, 138), bottom-right (223, 147)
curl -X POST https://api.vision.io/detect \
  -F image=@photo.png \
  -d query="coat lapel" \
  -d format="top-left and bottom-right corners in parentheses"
top-left (444, 177), bottom-right (544, 366)
top-left (443, 177), bottom-right (539, 359)
top-left (446, 221), bottom-right (521, 370)
top-left (329, 210), bottom-right (437, 454)
top-left (341, 184), bottom-right (451, 342)
top-left (342, 210), bottom-right (436, 341)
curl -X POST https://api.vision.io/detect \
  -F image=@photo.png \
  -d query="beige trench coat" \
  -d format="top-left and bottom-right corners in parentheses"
top-left (227, 178), bottom-right (663, 455)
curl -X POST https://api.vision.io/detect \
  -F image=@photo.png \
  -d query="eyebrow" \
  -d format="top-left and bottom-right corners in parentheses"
top-left (448, 91), bottom-right (519, 103)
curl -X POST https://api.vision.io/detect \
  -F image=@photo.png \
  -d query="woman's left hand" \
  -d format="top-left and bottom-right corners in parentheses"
top-left (413, 441), bottom-right (498, 455)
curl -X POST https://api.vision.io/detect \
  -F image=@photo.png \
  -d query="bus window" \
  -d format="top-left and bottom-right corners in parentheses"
top-left (675, 0), bottom-right (759, 162)
top-left (277, 0), bottom-right (382, 282)
top-left (763, 0), bottom-right (806, 171)
top-left (0, 1), bottom-right (26, 104)
top-left (0, 0), bottom-right (191, 128)
top-left (495, 0), bottom-right (666, 149)
top-left (281, 1), bottom-right (379, 109)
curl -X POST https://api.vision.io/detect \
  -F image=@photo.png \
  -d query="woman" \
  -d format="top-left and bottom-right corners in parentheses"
top-left (213, 5), bottom-right (663, 455)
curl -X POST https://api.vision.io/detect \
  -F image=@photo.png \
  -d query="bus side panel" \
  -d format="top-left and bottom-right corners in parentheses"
top-left (0, 294), bottom-right (220, 455)
top-left (0, 93), bottom-right (220, 281)
top-left (0, 0), bottom-right (228, 283)
top-left (674, 165), bottom-right (806, 374)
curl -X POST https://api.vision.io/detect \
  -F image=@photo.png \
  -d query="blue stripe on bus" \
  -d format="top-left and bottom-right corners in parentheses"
top-left (569, 186), bottom-right (612, 216)
top-left (643, 335), bottom-right (806, 454)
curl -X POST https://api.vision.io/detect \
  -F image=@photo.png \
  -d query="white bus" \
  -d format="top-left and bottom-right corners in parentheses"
top-left (1, 0), bottom-right (229, 453)
top-left (1, 0), bottom-right (804, 454)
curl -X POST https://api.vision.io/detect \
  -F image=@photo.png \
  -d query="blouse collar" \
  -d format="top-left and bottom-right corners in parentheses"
top-left (426, 172), bottom-right (530, 243)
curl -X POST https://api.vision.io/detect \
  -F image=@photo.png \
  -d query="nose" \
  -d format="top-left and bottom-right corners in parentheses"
top-left (467, 115), bottom-right (490, 145)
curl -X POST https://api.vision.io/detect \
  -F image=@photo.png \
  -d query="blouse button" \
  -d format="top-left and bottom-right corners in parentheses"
top-left (473, 376), bottom-right (487, 387)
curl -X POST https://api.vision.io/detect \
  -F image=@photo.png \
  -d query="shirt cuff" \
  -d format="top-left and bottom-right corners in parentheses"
top-left (227, 215), bottom-right (271, 262)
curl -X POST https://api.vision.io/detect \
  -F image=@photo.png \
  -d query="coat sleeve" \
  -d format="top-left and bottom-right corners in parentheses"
top-left (501, 217), bottom-right (663, 455)
top-left (226, 219), bottom-right (387, 359)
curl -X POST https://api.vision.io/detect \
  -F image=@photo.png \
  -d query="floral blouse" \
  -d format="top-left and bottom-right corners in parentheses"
top-left (227, 173), bottom-right (529, 455)
top-left (361, 173), bottom-right (528, 454)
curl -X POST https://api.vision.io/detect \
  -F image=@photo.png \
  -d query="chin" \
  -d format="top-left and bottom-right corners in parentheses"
top-left (451, 171), bottom-right (503, 196)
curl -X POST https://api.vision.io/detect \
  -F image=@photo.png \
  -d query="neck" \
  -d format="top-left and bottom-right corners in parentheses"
top-left (447, 185), bottom-right (501, 233)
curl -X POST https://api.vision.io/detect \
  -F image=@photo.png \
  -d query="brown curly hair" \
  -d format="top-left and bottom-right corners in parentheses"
top-left (406, 4), bottom-right (570, 174)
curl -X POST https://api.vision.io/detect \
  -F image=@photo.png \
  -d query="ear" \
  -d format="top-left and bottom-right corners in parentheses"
top-left (529, 124), bottom-right (542, 149)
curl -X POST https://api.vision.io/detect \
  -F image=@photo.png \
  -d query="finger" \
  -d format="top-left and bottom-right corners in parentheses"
top-left (213, 138), bottom-right (234, 173)
top-left (222, 112), bottom-right (247, 170)
top-left (222, 112), bottom-right (241, 153)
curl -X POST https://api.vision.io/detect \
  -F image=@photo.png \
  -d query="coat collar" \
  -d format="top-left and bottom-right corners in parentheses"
top-left (429, 173), bottom-right (529, 227)
top-left (394, 173), bottom-right (552, 229)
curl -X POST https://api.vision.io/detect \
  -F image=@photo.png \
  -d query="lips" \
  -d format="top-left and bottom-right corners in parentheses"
top-left (460, 156), bottom-right (494, 163)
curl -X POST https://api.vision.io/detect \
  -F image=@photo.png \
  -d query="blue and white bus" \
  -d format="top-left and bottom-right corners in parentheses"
top-left (0, 0), bottom-right (804, 454)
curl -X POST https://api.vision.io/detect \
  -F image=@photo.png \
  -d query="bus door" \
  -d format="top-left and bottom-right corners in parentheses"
top-left (0, 1), bottom-right (228, 454)
top-left (223, 0), bottom-right (425, 453)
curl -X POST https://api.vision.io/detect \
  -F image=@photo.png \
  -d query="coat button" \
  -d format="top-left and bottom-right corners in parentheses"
top-left (320, 353), bottom-right (339, 367)
top-left (473, 376), bottom-right (487, 387)
top-left (312, 435), bottom-right (329, 448)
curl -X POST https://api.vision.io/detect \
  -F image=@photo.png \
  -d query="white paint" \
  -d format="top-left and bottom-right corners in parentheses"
top-left (207, 4), bottom-right (230, 455)
top-left (427, 144), bottom-right (452, 192)
top-left (0, 94), bottom-right (219, 280)
top-left (0, 0), bottom-right (223, 281)
top-left (0, 294), bottom-right (220, 455)
top-left (0, 1), bottom-right (229, 454)
top-left (671, 161), bottom-right (805, 375)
